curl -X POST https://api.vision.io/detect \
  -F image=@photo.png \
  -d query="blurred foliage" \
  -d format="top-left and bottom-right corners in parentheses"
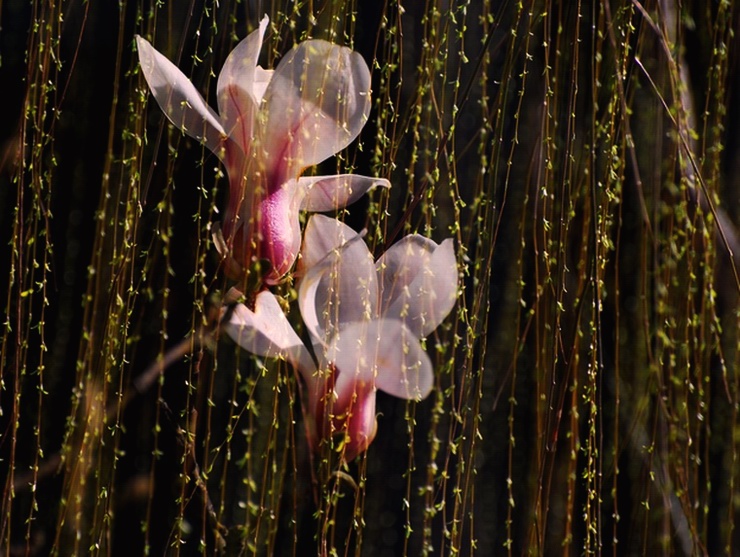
top-left (2, 0), bottom-right (740, 555)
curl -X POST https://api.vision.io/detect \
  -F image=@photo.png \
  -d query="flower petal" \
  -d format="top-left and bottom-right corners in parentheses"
top-left (136, 35), bottom-right (226, 157)
top-left (377, 237), bottom-right (458, 338)
top-left (329, 319), bottom-right (433, 402)
top-left (220, 176), bottom-right (303, 285)
top-left (252, 67), bottom-right (274, 104)
top-left (340, 385), bottom-right (378, 461)
top-left (306, 365), bottom-right (377, 461)
top-left (216, 16), bottom-right (269, 155)
top-left (298, 227), bottom-right (378, 350)
top-left (260, 40), bottom-right (371, 181)
top-left (223, 290), bottom-right (314, 377)
top-left (256, 185), bottom-right (303, 284)
top-left (299, 214), bottom-right (360, 273)
top-left (298, 174), bottom-right (390, 212)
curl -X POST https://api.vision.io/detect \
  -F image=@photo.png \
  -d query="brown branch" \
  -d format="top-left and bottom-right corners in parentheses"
top-left (13, 309), bottom-right (223, 492)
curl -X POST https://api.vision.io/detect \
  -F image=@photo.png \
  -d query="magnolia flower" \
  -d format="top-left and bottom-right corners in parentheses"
top-left (224, 215), bottom-right (458, 460)
top-left (136, 17), bottom-right (389, 284)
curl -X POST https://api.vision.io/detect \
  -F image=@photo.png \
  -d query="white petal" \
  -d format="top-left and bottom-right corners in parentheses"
top-left (298, 229), bottom-right (378, 350)
top-left (260, 40), bottom-right (371, 179)
top-left (253, 67), bottom-right (274, 104)
top-left (223, 291), bottom-right (314, 377)
top-left (216, 16), bottom-right (269, 155)
top-left (329, 319), bottom-right (433, 402)
top-left (136, 35), bottom-right (226, 156)
top-left (298, 174), bottom-right (390, 212)
top-left (300, 214), bottom-right (359, 272)
top-left (377, 237), bottom-right (458, 338)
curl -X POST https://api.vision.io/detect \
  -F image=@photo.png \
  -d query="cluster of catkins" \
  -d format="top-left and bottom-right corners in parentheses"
top-left (137, 17), bottom-right (458, 461)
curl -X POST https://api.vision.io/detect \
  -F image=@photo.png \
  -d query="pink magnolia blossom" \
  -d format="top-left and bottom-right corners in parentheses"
top-left (224, 215), bottom-right (458, 460)
top-left (136, 17), bottom-right (389, 284)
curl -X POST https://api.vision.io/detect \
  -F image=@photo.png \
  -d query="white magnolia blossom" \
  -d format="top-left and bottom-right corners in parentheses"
top-left (225, 215), bottom-right (458, 460)
top-left (136, 17), bottom-right (389, 284)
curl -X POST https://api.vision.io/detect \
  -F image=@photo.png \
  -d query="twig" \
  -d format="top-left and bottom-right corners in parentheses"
top-left (160, 401), bottom-right (228, 552)
top-left (13, 306), bottom-right (223, 491)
